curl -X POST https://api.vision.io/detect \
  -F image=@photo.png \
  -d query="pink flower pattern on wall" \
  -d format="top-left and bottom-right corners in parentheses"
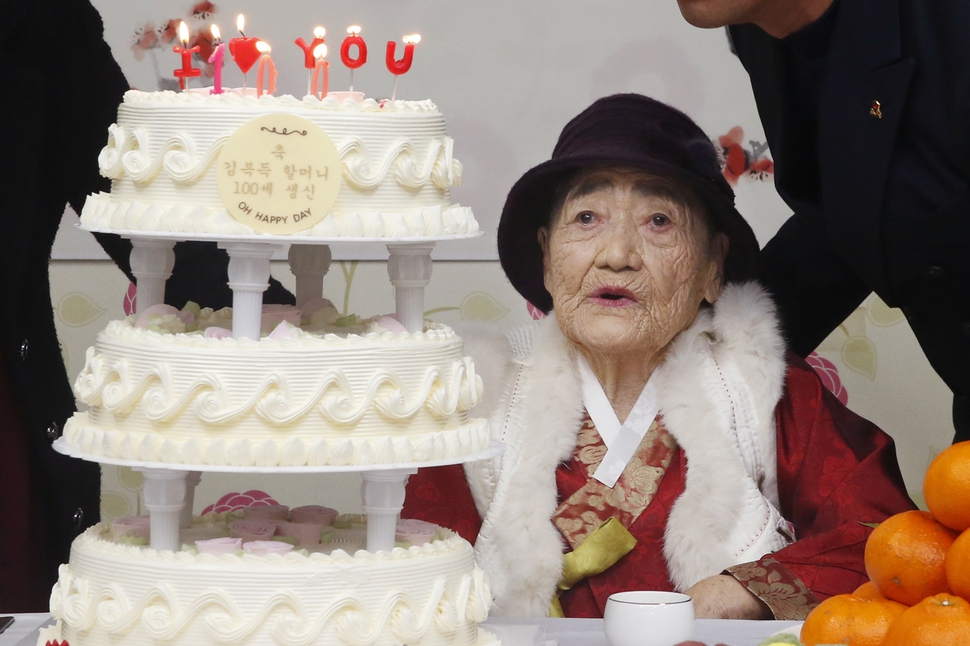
top-left (806, 352), bottom-right (848, 405)
top-left (202, 490), bottom-right (280, 515)
top-left (129, 4), bottom-right (219, 88)
top-left (718, 126), bottom-right (774, 185)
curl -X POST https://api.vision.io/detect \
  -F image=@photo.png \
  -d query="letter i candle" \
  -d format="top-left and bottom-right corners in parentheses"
top-left (173, 21), bottom-right (201, 91)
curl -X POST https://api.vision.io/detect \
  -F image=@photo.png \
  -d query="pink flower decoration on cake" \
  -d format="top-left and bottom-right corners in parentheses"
top-left (527, 302), bottom-right (546, 320)
top-left (195, 537), bottom-right (242, 555)
top-left (228, 519), bottom-right (278, 542)
top-left (243, 504), bottom-right (290, 521)
top-left (276, 521), bottom-right (325, 546)
top-left (242, 540), bottom-right (294, 556)
top-left (201, 490), bottom-right (280, 515)
top-left (806, 352), bottom-right (848, 405)
top-left (395, 519), bottom-right (438, 545)
top-left (123, 282), bottom-right (137, 316)
top-left (290, 505), bottom-right (338, 526)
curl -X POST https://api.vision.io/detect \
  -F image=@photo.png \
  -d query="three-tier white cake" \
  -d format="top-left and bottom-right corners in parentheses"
top-left (42, 86), bottom-right (497, 646)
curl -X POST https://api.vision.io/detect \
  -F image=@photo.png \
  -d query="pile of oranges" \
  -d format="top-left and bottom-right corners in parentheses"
top-left (801, 440), bottom-right (970, 646)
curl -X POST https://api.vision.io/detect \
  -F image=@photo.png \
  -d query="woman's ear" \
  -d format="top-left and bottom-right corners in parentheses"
top-left (703, 232), bottom-right (729, 303)
top-left (538, 226), bottom-right (551, 273)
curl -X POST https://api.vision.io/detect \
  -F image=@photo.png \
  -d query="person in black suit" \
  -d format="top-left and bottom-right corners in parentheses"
top-left (676, 0), bottom-right (970, 443)
top-left (0, 0), bottom-right (292, 610)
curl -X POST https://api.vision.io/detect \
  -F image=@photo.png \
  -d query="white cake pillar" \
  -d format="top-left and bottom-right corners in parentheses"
top-left (387, 243), bottom-right (434, 334)
top-left (141, 468), bottom-right (188, 552)
top-left (180, 471), bottom-right (203, 528)
top-left (288, 244), bottom-right (332, 308)
top-left (221, 242), bottom-right (284, 340)
top-left (361, 468), bottom-right (416, 553)
top-left (129, 237), bottom-right (176, 313)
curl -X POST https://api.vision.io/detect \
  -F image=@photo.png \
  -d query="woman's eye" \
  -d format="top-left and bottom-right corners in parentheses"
top-left (650, 214), bottom-right (670, 227)
top-left (577, 211), bottom-right (596, 225)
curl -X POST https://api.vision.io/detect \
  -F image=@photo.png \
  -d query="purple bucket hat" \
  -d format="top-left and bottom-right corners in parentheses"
top-left (497, 93), bottom-right (760, 313)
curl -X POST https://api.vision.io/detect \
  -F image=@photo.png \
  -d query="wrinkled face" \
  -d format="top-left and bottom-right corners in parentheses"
top-left (539, 168), bottom-right (728, 358)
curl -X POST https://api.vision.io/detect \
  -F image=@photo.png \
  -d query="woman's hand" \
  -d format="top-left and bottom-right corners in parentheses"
top-left (683, 574), bottom-right (772, 619)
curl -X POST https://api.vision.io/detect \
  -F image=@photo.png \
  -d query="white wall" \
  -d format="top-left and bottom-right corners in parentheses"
top-left (52, 0), bottom-right (949, 516)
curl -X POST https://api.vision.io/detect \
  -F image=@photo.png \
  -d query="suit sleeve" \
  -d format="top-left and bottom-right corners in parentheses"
top-left (726, 355), bottom-right (916, 619)
top-left (760, 214), bottom-right (872, 357)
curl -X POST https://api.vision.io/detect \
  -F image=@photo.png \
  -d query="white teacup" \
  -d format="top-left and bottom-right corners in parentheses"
top-left (604, 591), bottom-right (695, 646)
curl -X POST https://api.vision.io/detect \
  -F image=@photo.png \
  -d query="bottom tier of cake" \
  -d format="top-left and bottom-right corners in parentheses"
top-left (41, 521), bottom-right (495, 646)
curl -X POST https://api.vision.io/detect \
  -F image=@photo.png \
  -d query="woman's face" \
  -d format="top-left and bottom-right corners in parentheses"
top-left (539, 167), bottom-right (728, 358)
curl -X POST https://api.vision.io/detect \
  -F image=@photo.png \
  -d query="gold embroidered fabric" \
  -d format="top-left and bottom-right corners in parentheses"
top-left (726, 558), bottom-right (820, 620)
top-left (552, 412), bottom-right (677, 549)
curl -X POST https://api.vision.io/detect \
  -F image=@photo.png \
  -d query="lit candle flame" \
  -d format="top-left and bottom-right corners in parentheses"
top-left (236, 14), bottom-right (246, 36)
top-left (178, 21), bottom-right (190, 46)
top-left (313, 43), bottom-right (328, 60)
top-left (347, 25), bottom-right (361, 36)
top-left (314, 26), bottom-right (326, 39)
top-left (256, 40), bottom-right (272, 54)
top-left (210, 24), bottom-right (221, 43)
top-left (403, 34), bottom-right (421, 45)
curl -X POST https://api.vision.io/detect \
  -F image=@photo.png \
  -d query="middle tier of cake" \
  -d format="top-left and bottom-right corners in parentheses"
top-left (65, 319), bottom-right (488, 467)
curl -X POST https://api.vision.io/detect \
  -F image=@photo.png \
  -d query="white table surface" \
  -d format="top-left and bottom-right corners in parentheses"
top-left (2, 613), bottom-right (801, 646)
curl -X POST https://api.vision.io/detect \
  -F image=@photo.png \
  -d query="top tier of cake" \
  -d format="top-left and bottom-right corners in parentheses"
top-left (81, 90), bottom-right (478, 239)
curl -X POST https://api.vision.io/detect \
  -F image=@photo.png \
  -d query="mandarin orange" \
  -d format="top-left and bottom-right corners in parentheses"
top-left (882, 593), bottom-right (970, 646)
top-left (946, 527), bottom-right (970, 600)
top-left (801, 593), bottom-right (906, 646)
top-left (851, 581), bottom-right (887, 601)
top-left (923, 440), bottom-right (970, 531)
top-left (864, 509), bottom-right (958, 605)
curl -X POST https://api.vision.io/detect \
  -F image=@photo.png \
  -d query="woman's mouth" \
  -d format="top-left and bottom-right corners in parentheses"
top-left (589, 287), bottom-right (638, 307)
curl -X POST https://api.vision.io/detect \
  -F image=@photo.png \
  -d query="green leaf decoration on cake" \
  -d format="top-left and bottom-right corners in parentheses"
top-left (867, 297), bottom-right (906, 327)
top-left (55, 292), bottom-right (105, 327)
top-left (842, 336), bottom-right (877, 380)
top-left (460, 292), bottom-right (509, 322)
top-left (100, 492), bottom-right (132, 521)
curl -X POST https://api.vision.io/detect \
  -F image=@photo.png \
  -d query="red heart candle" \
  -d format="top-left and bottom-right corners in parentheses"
top-left (229, 14), bottom-right (261, 75)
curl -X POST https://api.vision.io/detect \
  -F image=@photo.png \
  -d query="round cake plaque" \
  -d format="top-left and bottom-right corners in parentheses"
top-left (216, 113), bottom-right (341, 235)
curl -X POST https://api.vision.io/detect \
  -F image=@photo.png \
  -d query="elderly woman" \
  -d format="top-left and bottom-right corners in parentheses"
top-left (403, 94), bottom-right (914, 620)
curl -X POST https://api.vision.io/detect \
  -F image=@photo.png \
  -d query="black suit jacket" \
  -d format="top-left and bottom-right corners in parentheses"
top-left (730, 0), bottom-right (970, 398)
top-left (0, 0), bottom-right (294, 607)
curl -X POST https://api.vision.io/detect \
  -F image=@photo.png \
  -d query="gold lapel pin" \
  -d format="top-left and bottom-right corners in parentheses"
top-left (870, 100), bottom-right (883, 119)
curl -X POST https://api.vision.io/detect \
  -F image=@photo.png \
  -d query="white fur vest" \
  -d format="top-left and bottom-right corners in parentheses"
top-left (463, 282), bottom-right (795, 616)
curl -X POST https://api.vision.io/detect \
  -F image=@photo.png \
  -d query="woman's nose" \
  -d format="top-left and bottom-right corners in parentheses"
top-left (597, 219), bottom-right (642, 271)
